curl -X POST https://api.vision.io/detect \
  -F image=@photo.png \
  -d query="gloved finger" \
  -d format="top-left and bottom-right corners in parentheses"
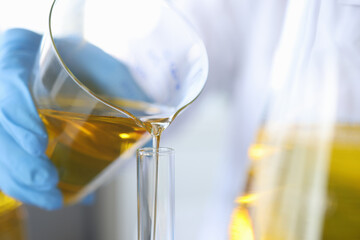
top-left (144, 139), bottom-right (153, 148)
top-left (0, 126), bottom-right (58, 191)
top-left (0, 162), bottom-right (62, 210)
top-left (0, 29), bottom-right (48, 157)
top-left (55, 38), bottom-right (152, 102)
top-left (80, 193), bottom-right (96, 206)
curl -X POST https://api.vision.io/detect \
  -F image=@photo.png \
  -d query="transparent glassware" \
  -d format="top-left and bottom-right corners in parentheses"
top-left (30, 0), bottom-right (208, 204)
top-left (229, 2), bottom-right (360, 240)
top-left (137, 147), bottom-right (174, 240)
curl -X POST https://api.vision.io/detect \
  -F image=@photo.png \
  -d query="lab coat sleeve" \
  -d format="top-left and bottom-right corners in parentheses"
top-left (168, 1), bottom-right (288, 240)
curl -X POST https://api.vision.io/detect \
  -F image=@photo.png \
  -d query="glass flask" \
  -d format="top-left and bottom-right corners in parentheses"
top-left (0, 192), bottom-right (27, 240)
top-left (229, 1), bottom-right (360, 239)
top-left (30, 0), bottom-right (208, 204)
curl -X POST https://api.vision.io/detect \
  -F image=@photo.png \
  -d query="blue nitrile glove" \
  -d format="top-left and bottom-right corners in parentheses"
top-left (0, 28), bottom-right (152, 210)
top-left (0, 29), bottom-right (62, 210)
top-left (55, 37), bottom-right (152, 103)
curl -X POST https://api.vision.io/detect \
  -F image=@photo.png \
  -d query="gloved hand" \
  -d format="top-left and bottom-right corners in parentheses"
top-left (0, 29), bottom-right (62, 210)
top-left (0, 28), bottom-right (154, 210)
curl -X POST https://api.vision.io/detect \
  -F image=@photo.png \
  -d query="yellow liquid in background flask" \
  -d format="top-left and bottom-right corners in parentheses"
top-left (0, 192), bottom-right (27, 240)
top-left (39, 108), bottom-right (150, 204)
top-left (229, 125), bottom-right (360, 240)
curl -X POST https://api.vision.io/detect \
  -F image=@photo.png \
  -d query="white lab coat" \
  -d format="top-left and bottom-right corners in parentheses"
top-left (171, 0), bottom-right (360, 239)
top-left (170, 0), bottom-right (287, 238)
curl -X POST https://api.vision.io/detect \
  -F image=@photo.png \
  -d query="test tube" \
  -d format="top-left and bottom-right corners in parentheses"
top-left (137, 147), bottom-right (175, 240)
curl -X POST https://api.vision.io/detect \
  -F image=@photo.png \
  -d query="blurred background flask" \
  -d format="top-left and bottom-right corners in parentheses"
top-left (0, 192), bottom-right (27, 240)
top-left (229, 1), bottom-right (360, 239)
